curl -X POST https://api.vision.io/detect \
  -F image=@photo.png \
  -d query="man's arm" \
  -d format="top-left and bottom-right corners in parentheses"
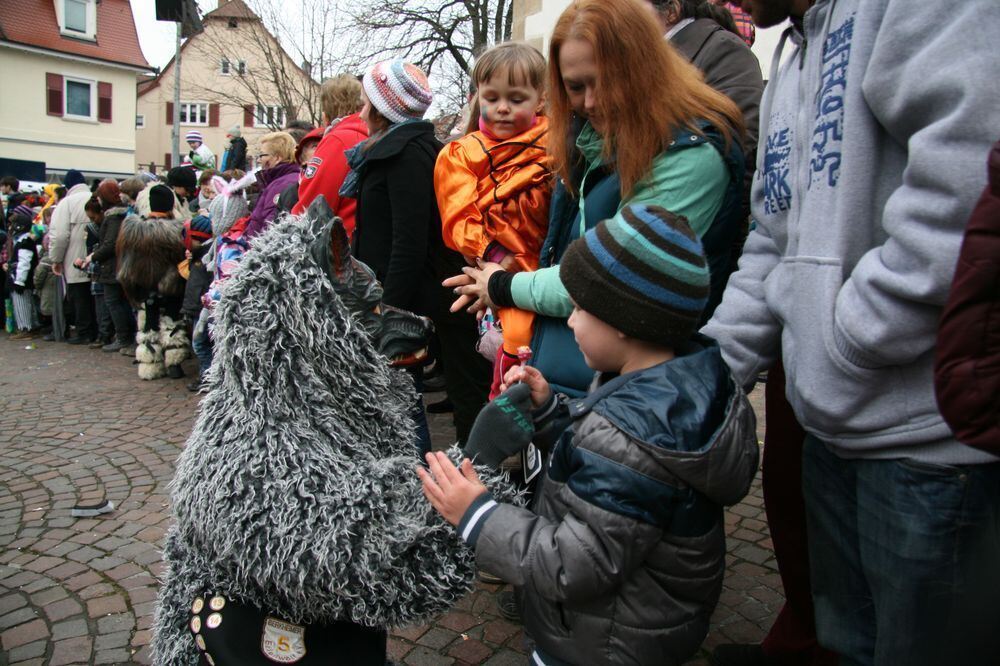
top-left (701, 196), bottom-right (783, 387)
top-left (834, 0), bottom-right (1000, 369)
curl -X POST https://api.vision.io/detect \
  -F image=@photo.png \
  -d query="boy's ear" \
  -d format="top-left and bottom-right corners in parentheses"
top-left (535, 94), bottom-right (546, 116)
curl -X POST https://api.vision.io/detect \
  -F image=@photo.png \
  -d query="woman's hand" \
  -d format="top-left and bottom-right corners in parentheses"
top-left (442, 260), bottom-right (504, 315)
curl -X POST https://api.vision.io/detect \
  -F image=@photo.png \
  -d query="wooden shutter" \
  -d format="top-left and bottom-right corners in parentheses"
top-left (209, 103), bottom-right (220, 127)
top-left (166, 101), bottom-right (174, 125)
top-left (164, 153), bottom-right (172, 169)
top-left (46, 73), bottom-right (64, 117)
top-left (243, 104), bottom-right (254, 127)
top-left (97, 82), bottom-right (112, 122)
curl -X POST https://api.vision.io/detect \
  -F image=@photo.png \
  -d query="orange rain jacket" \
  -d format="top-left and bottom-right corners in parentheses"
top-left (434, 118), bottom-right (553, 353)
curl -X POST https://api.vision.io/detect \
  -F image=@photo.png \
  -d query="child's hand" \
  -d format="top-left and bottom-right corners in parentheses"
top-left (501, 365), bottom-right (551, 408)
top-left (417, 452), bottom-right (487, 527)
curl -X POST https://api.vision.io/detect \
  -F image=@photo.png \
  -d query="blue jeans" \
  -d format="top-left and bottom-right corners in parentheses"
top-left (802, 435), bottom-right (1000, 666)
top-left (191, 310), bottom-right (214, 376)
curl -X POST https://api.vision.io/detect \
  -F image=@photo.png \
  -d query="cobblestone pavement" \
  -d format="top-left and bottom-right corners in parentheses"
top-left (0, 335), bottom-right (777, 666)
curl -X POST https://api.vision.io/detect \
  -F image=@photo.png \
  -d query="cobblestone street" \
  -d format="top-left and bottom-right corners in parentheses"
top-left (1, 335), bottom-right (778, 665)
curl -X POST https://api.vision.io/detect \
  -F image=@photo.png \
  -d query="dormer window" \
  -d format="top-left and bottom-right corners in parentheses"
top-left (57, 0), bottom-right (96, 41)
top-left (228, 18), bottom-right (238, 29)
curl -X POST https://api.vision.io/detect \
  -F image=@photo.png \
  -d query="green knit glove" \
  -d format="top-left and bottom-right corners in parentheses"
top-left (463, 383), bottom-right (535, 469)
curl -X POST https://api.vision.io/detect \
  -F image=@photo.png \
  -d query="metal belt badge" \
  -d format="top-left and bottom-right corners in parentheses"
top-left (261, 617), bottom-right (307, 663)
top-left (522, 443), bottom-right (542, 484)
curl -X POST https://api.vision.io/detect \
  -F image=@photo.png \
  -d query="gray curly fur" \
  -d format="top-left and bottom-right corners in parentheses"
top-left (151, 204), bottom-right (521, 666)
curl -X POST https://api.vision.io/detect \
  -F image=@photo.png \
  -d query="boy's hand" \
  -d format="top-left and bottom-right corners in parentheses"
top-left (501, 365), bottom-right (551, 408)
top-left (417, 452), bottom-right (487, 527)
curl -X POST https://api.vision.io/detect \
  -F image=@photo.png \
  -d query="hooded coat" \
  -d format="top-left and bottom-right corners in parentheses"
top-left (701, 0), bottom-right (1000, 465)
top-left (459, 337), bottom-right (758, 665)
top-left (151, 199), bottom-right (520, 665)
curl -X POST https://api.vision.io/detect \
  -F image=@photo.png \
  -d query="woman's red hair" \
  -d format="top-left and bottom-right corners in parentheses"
top-left (548, 0), bottom-right (744, 197)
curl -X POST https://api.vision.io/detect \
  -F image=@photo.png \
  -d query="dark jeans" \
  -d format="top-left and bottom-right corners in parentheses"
top-left (65, 281), bottom-right (96, 340)
top-left (760, 362), bottom-right (837, 665)
top-left (103, 281), bottom-right (135, 345)
top-left (803, 435), bottom-right (1000, 666)
top-left (94, 291), bottom-right (113, 342)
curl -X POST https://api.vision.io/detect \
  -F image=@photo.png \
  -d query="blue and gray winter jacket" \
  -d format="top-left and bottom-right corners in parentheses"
top-left (458, 336), bottom-right (759, 665)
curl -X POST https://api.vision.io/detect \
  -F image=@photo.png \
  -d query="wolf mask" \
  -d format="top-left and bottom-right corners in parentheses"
top-left (151, 197), bottom-right (519, 665)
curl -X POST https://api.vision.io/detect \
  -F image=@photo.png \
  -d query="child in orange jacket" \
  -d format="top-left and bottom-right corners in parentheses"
top-left (435, 42), bottom-right (553, 397)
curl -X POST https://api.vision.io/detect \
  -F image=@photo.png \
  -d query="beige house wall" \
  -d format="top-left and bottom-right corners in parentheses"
top-left (135, 18), bottom-right (318, 173)
top-left (0, 46), bottom-right (142, 178)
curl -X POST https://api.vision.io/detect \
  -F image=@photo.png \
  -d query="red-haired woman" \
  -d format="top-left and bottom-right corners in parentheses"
top-left (447, 0), bottom-right (745, 397)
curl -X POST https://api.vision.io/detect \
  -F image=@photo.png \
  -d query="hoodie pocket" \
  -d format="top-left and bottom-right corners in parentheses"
top-left (767, 258), bottom-right (907, 438)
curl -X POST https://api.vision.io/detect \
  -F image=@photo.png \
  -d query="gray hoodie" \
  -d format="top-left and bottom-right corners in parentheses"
top-left (703, 0), bottom-right (1000, 464)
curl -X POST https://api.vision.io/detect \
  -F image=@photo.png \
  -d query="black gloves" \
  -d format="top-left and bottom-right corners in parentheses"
top-left (463, 383), bottom-right (535, 469)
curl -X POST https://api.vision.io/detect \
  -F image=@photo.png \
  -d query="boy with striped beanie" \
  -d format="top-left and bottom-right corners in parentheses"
top-left (421, 206), bottom-right (759, 665)
top-left (185, 129), bottom-right (216, 171)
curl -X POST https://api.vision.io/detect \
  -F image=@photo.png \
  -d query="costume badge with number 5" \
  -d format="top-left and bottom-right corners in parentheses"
top-left (261, 618), bottom-right (306, 663)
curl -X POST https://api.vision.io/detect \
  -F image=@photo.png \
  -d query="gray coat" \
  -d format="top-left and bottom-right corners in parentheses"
top-left (461, 339), bottom-right (759, 664)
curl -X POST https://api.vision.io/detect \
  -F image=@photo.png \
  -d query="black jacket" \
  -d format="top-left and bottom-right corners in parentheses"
top-left (224, 137), bottom-right (248, 172)
top-left (351, 121), bottom-right (462, 315)
top-left (92, 207), bottom-right (126, 284)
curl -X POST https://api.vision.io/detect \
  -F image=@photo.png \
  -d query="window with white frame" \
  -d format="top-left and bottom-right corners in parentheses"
top-left (179, 102), bottom-right (209, 125)
top-left (221, 58), bottom-right (231, 75)
top-left (60, 0), bottom-right (95, 39)
top-left (136, 114), bottom-right (145, 129)
top-left (237, 61), bottom-right (247, 75)
top-left (65, 77), bottom-right (94, 119)
top-left (255, 104), bottom-right (285, 128)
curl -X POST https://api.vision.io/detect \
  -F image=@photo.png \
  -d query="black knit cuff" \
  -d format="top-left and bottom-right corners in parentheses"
top-left (488, 270), bottom-right (515, 308)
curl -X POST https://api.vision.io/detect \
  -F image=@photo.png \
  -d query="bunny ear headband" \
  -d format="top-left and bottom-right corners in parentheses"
top-left (211, 170), bottom-right (258, 218)
top-left (211, 170), bottom-right (257, 199)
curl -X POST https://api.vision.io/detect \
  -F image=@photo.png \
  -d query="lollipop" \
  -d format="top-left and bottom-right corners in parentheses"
top-left (517, 345), bottom-right (533, 367)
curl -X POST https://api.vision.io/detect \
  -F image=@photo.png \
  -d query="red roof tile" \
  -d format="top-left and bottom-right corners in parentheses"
top-left (0, 0), bottom-right (150, 70)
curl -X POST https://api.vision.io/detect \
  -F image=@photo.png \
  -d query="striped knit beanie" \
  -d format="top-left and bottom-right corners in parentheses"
top-left (559, 205), bottom-right (709, 347)
top-left (11, 204), bottom-right (35, 221)
top-left (362, 60), bottom-right (433, 124)
top-left (185, 130), bottom-right (204, 144)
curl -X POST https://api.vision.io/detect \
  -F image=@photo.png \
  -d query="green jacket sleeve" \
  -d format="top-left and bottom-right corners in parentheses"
top-left (626, 141), bottom-right (728, 237)
top-left (509, 143), bottom-right (729, 315)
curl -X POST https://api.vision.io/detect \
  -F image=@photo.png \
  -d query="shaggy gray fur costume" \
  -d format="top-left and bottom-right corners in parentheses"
top-left (152, 198), bottom-right (519, 665)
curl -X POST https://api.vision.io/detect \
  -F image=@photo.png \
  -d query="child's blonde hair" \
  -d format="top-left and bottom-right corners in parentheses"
top-left (472, 41), bottom-right (547, 91)
top-left (465, 41), bottom-right (547, 135)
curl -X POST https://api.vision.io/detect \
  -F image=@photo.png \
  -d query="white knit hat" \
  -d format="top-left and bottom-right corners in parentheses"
top-left (185, 130), bottom-right (204, 143)
top-left (362, 60), bottom-right (433, 124)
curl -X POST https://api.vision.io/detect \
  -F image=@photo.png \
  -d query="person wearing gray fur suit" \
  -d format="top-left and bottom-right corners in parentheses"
top-left (151, 197), bottom-right (521, 665)
top-left (116, 186), bottom-right (190, 380)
